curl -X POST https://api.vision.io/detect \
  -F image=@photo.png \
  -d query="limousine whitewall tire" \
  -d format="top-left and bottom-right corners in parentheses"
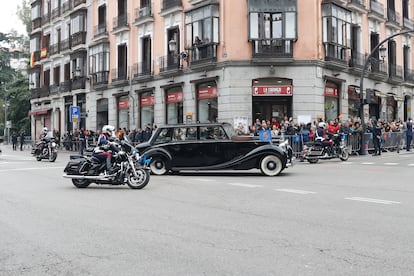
top-left (150, 157), bottom-right (168, 175)
top-left (260, 155), bottom-right (283, 176)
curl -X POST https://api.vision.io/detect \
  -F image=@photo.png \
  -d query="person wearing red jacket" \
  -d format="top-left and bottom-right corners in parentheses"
top-left (327, 120), bottom-right (340, 136)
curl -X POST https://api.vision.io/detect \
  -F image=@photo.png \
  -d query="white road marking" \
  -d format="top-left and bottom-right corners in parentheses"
top-left (408, 164), bottom-right (414, 166)
top-left (275, 189), bottom-right (316, 195)
top-left (340, 162), bottom-right (353, 165)
top-left (345, 197), bottom-right (401, 205)
top-left (361, 162), bottom-right (375, 165)
top-left (227, 183), bottom-right (263, 188)
top-left (384, 163), bottom-right (399, 166)
top-left (0, 167), bottom-right (65, 172)
top-left (189, 178), bottom-right (216, 182)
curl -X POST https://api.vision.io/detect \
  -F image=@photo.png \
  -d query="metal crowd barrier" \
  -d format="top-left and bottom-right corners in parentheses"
top-left (278, 131), bottom-right (410, 157)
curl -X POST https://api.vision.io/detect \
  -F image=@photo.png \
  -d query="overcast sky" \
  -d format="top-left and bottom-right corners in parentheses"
top-left (0, 2), bottom-right (26, 35)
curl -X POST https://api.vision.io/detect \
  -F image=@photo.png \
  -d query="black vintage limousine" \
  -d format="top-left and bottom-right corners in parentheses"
top-left (136, 122), bottom-right (293, 176)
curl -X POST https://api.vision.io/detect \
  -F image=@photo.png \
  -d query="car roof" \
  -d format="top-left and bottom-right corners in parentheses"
top-left (156, 122), bottom-right (232, 128)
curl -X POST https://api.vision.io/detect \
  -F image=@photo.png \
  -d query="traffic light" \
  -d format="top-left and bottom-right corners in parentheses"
top-left (364, 88), bottom-right (374, 104)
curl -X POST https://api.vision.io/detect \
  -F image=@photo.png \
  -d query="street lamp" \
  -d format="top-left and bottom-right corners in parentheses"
top-left (359, 30), bottom-right (414, 155)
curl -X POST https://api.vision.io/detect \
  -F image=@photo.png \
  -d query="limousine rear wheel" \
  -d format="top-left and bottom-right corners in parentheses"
top-left (260, 155), bottom-right (283, 176)
top-left (150, 157), bottom-right (168, 175)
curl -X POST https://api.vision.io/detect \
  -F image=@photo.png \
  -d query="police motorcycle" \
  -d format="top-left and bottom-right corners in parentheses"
top-left (302, 123), bottom-right (349, 163)
top-left (63, 136), bottom-right (151, 189)
top-left (31, 129), bottom-right (58, 162)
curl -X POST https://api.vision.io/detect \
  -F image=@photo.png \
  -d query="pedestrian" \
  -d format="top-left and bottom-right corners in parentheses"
top-left (79, 128), bottom-right (86, 155)
top-left (19, 132), bottom-right (25, 151)
top-left (11, 132), bottom-right (18, 151)
top-left (368, 119), bottom-right (382, 156)
top-left (405, 118), bottom-right (413, 151)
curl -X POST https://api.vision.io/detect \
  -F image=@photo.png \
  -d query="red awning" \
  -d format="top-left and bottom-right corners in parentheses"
top-left (28, 109), bottom-right (50, 116)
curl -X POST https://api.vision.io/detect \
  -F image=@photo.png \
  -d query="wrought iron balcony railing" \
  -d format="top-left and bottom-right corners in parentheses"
top-left (162, 0), bottom-right (182, 11)
top-left (111, 68), bottom-right (128, 82)
top-left (159, 55), bottom-right (180, 72)
top-left (93, 23), bottom-right (108, 38)
top-left (252, 39), bottom-right (293, 58)
top-left (71, 31), bottom-right (86, 47)
top-left (324, 43), bottom-right (348, 62)
top-left (91, 71), bottom-right (109, 86)
top-left (113, 13), bottom-right (129, 31)
top-left (132, 61), bottom-right (153, 77)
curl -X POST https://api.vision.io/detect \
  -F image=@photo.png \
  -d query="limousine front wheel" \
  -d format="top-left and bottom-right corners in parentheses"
top-left (260, 155), bottom-right (283, 176)
top-left (150, 157), bottom-right (168, 175)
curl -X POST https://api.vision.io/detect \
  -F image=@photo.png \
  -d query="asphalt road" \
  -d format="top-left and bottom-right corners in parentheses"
top-left (0, 145), bottom-right (413, 275)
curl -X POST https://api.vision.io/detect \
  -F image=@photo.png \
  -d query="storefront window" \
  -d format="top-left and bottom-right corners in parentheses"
top-left (197, 82), bottom-right (218, 123)
top-left (386, 96), bottom-right (396, 122)
top-left (140, 92), bottom-right (154, 127)
top-left (118, 96), bottom-right (129, 129)
top-left (324, 83), bottom-right (339, 121)
top-left (347, 86), bottom-right (359, 119)
top-left (166, 87), bottom-right (184, 124)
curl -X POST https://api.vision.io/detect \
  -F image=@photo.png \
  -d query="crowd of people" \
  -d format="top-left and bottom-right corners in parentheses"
top-left (243, 115), bottom-right (413, 154)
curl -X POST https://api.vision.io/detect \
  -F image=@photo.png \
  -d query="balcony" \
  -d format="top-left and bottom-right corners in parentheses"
top-left (71, 31), bottom-right (86, 48)
top-left (132, 61), bottom-right (153, 78)
top-left (71, 76), bottom-right (86, 90)
top-left (404, 68), bottom-right (414, 83)
top-left (59, 80), bottom-right (71, 92)
top-left (162, 0), bottom-right (182, 11)
top-left (93, 23), bottom-right (108, 38)
top-left (91, 71), bottom-right (109, 86)
top-left (31, 86), bottom-right (50, 99)
top-left (112, 13), bottom-right (129, 32)
top-left (73, 0), bottom-right (86, 8)
top-left (349, 50), bottom-right (366, 68)
top-left (134, 6), bottom-right (153, 25)
top-left (111, 68), bottom-right (128, 83)
top-left (32, 50), bottom-right (41, 63)
top-left (346, 0), bottom-right (367, 13)
top-left (389, 64), bottom-right (403, 79)
top-left (50, 84), bottom-right (60, 95)
top-left (42, 13), bottom-right (50, 25)
top-left (368, 0), bottom-right (385, 21)
top-left (368, 58), bottom-right (387, 74)
top-left (324, 43), bottom-right (348, 64)
top-left (61, 0), bottom-right (72, 14)
top-left (403, 17), bottom-right (414, 30)
top-left (49, 43), bottom-right (60, 56)
top-left (32, 17), bottom-right (42, 30)
top-left (386, 9), bottom-right (401, 28)
top-left (51, 6), bottom-right (61, 21)
top-left (60, 37), bottom-right (71, 52)
top-left (252, 39), bottom-right (293, 58)
top-left (159, 55), bottom-right (180, 72)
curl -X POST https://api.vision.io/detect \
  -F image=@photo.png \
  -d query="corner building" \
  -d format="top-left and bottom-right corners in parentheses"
top-left (29, 0), bottom-right (414, 138)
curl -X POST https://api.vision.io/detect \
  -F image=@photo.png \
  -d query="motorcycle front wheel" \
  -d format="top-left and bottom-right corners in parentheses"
top-left (339, 148), bottom-right (349, 161)
top-left (72, 179), bottom-right (90, 188)
top-left (127, 168), bottom-right (150, 189)
top-left (49, 151), bottom-right (57, 162)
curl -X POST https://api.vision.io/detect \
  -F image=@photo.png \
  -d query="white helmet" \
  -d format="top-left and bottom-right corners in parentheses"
top-left (102, 125), bottom-right (115, 136)
top-left (42, 127), bottom-right (48, 133)
top-left (318, 122), bottom-right (326, 129)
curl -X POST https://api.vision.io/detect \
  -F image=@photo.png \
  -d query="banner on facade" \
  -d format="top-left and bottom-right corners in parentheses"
top-left (167, 91), bottom-right (183, 103)
top-left (324, 86), bottom-right (338, 97)
top-left (198, 86), bottom-right (218, 99)
top-left (118, 99), bottom-right (129, 109)
top-left (252, 85), bottom-right (293, 96)
top-left (140, 96), bottom-right (154, 107)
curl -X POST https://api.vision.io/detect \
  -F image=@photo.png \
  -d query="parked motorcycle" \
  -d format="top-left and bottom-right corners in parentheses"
top-left (31, 135), bottom-right (58, 162)
top-left (63, 139), bottom-right (151, 189)
top-left (301, 133), bottom-right (349, 163)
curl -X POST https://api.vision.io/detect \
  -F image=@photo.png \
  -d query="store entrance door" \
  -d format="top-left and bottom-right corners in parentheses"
top-left (252, 97), bottom-right (291, 124)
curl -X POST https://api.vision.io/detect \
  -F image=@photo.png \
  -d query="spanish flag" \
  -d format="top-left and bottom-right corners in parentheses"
top-left (30, 52), bottom-right (35, 68)
top-left (40, 48), bottom-right (47, 59)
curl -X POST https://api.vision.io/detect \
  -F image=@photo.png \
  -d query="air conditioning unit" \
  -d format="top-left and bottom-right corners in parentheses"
top-left (139, 7), bottom-right (150, 17)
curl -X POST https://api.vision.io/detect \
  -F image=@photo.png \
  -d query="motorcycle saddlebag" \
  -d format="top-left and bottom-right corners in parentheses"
top-left (64, 159), bottom-right (84, 175)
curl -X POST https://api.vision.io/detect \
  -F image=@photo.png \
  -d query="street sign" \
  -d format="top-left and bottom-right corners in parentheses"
top-left (70, 106), bottom-right (81, 123)
top-left (5, 120), bottom-right (11, 128)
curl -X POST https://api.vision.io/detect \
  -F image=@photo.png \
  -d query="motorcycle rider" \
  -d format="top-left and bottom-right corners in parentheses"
top-left (315, 122), bottom-right (334, 156)
top-left (40, 127), bottom-right (48, 140)
top-left (93, 125), bottom-right (120, 175)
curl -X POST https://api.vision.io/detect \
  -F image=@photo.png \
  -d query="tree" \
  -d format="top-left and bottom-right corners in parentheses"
top-left (17, 0), bottom-right (31, 36)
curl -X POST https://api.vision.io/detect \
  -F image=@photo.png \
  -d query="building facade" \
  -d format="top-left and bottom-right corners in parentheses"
top-left (29, 0), bottom-right (414, 139)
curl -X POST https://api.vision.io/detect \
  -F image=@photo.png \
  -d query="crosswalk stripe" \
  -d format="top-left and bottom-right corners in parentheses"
top-left (227, 183), bottom-right (263, 188)
top-left (275, 189), bottom-right (316, 195)
top-left (384, 163), bottom-right (399, 166)
top-left (345, 197), bottom-right (401, 205)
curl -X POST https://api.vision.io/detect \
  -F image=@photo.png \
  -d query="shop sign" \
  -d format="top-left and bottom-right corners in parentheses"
top-left (140, 96), bottom-right (154, 107)
top-left (198, 86), bottom-right (218, 99)
top-left (252, 85), bottom-right (293, 96)
top-left (118, 99), bottom-right (129, 109)
top-left (167, 91), bottom-right (183, 103)
top-left (324, 86), bottom-right (338, 97)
